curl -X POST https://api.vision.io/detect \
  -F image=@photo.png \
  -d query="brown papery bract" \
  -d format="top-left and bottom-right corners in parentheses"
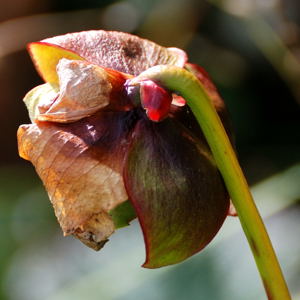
top-left (37, 59), bottom-right (131, 123)
top-left (18, 111), bottom-right (132, 249)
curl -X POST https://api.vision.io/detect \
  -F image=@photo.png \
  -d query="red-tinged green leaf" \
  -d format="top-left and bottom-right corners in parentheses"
top-left (124, 118), bottom-right (229, 268)
top-left (28, 42), bottom-right (84, 84)
top-left (17, 111), bottom-right (135, 250)
top-left (41, 30), bottom-right (187, 75)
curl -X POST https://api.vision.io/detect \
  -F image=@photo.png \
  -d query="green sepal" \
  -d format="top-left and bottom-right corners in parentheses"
top-left (109, 200), bottom-right (136, 229)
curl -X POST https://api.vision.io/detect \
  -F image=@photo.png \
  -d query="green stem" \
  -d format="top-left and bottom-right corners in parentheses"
top-left (130, 65), bottom-right (291, 300)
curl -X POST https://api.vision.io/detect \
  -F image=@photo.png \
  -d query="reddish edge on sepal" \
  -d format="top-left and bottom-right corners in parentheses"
top-left (27, 42), bottom-right (85, 84)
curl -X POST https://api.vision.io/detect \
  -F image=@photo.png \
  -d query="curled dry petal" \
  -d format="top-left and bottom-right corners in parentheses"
top-left (37, 59), bottom-right (111, 122)
top-left (23, 83), bottom-right (58, 123)
top-left (37, 59), bottom-right (128, 123)
top-left (18, 111), bottom-right (133, 250)
top-left (24, 59), bottom-right (131, 124)
top-left (140, 80), bottom-right (173, 122)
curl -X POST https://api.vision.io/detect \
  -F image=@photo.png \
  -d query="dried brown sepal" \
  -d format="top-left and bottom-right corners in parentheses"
top-left (17, 111), bottom-right (132, 249)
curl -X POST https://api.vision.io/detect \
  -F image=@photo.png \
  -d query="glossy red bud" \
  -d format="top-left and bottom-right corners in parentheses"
top-left (140, 80), bottom-right (172, 122)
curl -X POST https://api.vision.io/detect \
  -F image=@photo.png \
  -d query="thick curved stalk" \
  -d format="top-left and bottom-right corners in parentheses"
top-left (130, 65), bottom-right (291, 299)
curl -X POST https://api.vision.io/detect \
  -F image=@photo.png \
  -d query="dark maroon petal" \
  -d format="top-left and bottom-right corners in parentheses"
top-left (124, 118), bottom-right (229, 268)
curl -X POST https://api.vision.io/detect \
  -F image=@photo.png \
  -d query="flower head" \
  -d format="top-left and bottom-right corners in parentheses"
top-left (18, 30), bottom-right (233, 268)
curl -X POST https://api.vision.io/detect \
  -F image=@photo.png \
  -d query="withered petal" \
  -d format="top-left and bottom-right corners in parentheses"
top-left (37, 59), bottom-right (112, 123)
top-left (24, 59), bottom-right (131, 124)
top-left (17, 111), bottom-right (135, 250)
top-left (41, 30), bottom-right (187, 75)
top-left (124, 118), bottom-right (229, 268)
top-left (23, 83), bottom-right (58, 123)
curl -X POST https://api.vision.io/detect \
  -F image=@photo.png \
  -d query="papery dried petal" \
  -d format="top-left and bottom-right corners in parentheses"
top-left (37, 59), bottom-right (127, 123)
top-left (23, 83), bottom-right (58, 122)
top-left (17, 111), bottom-right (134, 250)
top-left (124, 118), bottom-right (229, 268)
top-left (41, 30), bottom-right (187, 75)
top-left (24, 59), bottom-right (132, 124)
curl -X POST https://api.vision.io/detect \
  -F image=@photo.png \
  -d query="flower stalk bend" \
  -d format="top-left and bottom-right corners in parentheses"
top-left (129, 65), bottom-right (291, 300)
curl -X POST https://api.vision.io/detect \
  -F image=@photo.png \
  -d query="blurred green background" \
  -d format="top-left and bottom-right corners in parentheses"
top-left (0, 0), bottom-right (299, 299)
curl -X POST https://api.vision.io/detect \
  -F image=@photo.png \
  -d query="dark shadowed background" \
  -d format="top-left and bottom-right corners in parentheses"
top-left (0, 0), bottom-right (299, 299)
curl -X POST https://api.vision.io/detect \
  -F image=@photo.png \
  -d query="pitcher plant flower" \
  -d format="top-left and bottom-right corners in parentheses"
top-left (18, 30), bottom-right (235, 268)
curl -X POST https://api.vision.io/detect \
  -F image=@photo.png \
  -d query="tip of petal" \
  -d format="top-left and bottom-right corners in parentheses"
top-left (228, 201), bottom-right (238, 216)
top-left (167, 47), bottom-right (188, 66)
top-left (28, 42), bottom-right (84, 84)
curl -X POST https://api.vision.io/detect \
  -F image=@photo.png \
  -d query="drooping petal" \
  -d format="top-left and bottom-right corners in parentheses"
top-left (124, 118), bottom-right (229, 268)
top-left (17, 111), bottom-right (135, 250)
top-left (28, 42), bottom-right (84, 84)
top-left (24, 59), bottom-right (132, 123)
top-left (41, 30), bottom-right (187, 75)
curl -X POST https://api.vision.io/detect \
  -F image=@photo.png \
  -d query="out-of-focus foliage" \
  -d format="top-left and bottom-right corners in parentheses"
top-left (0, 0), bottom-right (299, 299)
